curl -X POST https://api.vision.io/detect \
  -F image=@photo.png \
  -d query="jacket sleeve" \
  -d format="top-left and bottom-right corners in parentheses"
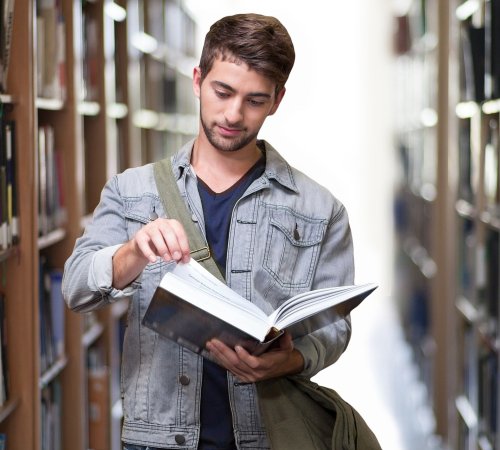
top-left (293, 203), bottom-right (355, 377)
top-left (62, 175), bottom-right (139, 313)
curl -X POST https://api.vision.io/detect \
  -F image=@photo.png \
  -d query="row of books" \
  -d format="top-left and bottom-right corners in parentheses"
top-left (36, 0), bottom-right (66, 101)
top-left (41, 380), bottom-right (62, 450)
top-left (457, 115), bottom-right (500, 215)
top-left (37, 125), bottom-right (66, 237)
top-left (0, 0), bottom-right (15, 93)
top-left (459, 0), bottom-right (500, 102)
top-left (39, 258), bottom-right (65, 375)
top-left (0, 118), bottom-right (18, 251)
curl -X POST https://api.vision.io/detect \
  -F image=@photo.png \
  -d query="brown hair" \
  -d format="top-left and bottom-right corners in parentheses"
top-left (199, 13), bottom-right (295, 95)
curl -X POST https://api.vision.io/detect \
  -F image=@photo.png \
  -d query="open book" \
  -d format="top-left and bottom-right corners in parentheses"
top-left (142, 259), bottom-right (377, 356)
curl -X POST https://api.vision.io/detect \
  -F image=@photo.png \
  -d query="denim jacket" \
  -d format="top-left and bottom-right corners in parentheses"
top-left (62, 139), bottom-right (354, 449)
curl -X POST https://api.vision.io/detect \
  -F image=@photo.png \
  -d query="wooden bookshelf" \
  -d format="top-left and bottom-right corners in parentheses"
top-left (449, 0), bottom-right (500, 448)
top-left (395, 0), bottom-right (500, 448)
top-left (0, 0), bottom-right (198, 448)
top-left (393, 0), bottom-right (454, 441)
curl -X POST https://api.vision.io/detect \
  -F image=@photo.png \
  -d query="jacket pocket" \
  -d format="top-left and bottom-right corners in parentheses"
top-left (263, 208), bottom-right (326, 288)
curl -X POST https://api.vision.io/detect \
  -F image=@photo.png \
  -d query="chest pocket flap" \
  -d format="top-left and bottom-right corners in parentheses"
top-left (264, 208), bottom-right (327, 288)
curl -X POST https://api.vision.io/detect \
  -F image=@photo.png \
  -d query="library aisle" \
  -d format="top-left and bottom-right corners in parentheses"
top-left (313, 287), bottom-right (443, 450)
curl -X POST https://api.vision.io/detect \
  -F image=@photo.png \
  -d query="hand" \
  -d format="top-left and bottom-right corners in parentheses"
top-left (133, 218), bottom-right (191, 264)
top-left (206, 332), bottom-right (304, 383)
top-left (112, 218), bottom-right (190, 290)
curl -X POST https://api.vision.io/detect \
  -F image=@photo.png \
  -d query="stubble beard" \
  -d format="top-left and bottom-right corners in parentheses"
top-left (200, 110), bottom-right (258, 153)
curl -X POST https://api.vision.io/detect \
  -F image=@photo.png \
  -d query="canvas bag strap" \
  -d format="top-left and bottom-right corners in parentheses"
top-left (153, 158), bottom-right (225, 283)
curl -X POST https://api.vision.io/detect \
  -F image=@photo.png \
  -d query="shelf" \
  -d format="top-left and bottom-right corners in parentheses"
top-left (78, 101), bottom-right (101, 116)
top-left (478, 436), bottom-right (494, 450)
top-left (455, 297), bottom-right (480, 323)
top-left (455, 0), bottom-right (481, 21)
top-left (0, 94), bottom-right (15, 104)
top-left (482, 99), bottom-right (500, 115)
top-left (36, 97), bottom-right (65, 111)
top-left (455, 101), bottom-right (480, 119)
top-left (455, 395), bottom-right (478, 429)
top-left (456, 199), bottom-right (477, 219)
top-left (403, 238), bottom-right (437, 279)
top-left (0, 397), bottom-right (20, 424)
top-left (39, 356), bottom-right (68, 389)
top-left (107, 102), bottom-right (128, 119)
top-left (82, 321), bottom-right (105, 349)
top-left (38, 228), bottom-right (66, 250)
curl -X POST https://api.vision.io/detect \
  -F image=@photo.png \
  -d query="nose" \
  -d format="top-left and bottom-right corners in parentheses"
top-left (224, 98), bottom-right (244, 126)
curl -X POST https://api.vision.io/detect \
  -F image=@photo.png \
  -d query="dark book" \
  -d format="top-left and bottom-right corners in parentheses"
top-left (485, 0), bottom-right (500, 99)
top-left (143, 259), bottom-right (377, 357)
top-left (460, 24), bottom-right (485, 102)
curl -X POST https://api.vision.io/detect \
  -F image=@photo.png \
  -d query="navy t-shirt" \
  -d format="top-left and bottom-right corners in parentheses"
top-left (197, 155), bottom-right (265, 450)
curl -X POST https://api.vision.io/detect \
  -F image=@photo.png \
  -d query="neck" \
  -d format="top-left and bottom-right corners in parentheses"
top-left (191, 135), bottom-right (262, 193)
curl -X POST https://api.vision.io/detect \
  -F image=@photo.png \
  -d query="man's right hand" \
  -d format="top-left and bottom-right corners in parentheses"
top-left (112, 218), bottom-right (191, 290)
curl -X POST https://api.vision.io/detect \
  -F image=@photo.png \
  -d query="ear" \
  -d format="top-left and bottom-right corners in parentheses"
top-left (193, 66), bottom-right (202, 98)
top-left (268, 87), bottom-right (286, 116)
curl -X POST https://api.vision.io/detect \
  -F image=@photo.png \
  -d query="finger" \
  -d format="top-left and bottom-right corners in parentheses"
top-left (167, 220), bottom-right (191, 262)
top-left (134, 232), bottom-right (158, 263)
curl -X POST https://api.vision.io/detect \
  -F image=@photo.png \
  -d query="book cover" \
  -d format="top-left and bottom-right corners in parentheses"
top-left (143, 260), bottom-right (376, 357)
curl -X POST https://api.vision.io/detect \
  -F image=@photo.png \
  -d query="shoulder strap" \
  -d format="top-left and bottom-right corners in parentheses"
top-left (153, 158), bottom-right (225, 283)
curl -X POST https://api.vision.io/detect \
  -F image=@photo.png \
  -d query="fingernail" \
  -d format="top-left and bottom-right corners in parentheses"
top-left (173, 251), bottom-right (181, 260)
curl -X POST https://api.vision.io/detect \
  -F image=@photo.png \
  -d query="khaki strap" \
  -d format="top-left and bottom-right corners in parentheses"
top-left (153, 159), bottom-right (225, 283)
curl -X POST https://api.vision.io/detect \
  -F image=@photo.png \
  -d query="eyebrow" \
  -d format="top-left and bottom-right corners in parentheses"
top-left (211, 81), bottom-right (272, 99)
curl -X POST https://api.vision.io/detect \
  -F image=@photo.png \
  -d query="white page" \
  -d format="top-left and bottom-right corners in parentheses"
top-left (161, 272), bottom-right (270, 340)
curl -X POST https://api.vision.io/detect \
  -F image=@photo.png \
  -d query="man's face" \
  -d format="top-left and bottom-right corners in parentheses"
top-left (193, 57), bottom-right (285, 153)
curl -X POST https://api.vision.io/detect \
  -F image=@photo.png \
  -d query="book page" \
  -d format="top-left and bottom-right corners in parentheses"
top-left (164, 260), bottom-right (269, 328)
top-left (269, 283), bottom-right (377, 330)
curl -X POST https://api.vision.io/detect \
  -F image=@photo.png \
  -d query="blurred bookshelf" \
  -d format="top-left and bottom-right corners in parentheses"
top-left (394, 0), bottom-right (500, 448)
top-left (0, 1), bottom-right (198, 449)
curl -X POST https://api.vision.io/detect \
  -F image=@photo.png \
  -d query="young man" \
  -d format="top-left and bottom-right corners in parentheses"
top-left (63, 13), bottom-right (354, 450)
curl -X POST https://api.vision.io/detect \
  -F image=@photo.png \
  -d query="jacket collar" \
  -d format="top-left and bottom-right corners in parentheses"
top-left (171, 138), bottom-right (299, 193)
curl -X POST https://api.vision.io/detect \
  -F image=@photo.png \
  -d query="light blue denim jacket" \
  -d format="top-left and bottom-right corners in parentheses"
top-left (62, 139), bottom-right (354, 449)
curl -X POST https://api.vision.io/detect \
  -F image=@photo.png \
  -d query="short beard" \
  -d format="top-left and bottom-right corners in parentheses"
top-left (200, 110), bottom-right (257, 153)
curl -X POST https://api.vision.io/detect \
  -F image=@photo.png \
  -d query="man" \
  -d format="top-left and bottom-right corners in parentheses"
top-left (63, 13), bottom-right (354, 450)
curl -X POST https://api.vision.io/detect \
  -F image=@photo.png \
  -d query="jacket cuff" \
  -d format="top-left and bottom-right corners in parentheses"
top-left (88, 244), bottom-right (138, 299)
top-left (293, 317), bottom-right (351, 378)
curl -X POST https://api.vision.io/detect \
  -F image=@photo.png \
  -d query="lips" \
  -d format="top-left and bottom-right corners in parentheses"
top-left (218, 125), bottom-right (244, 137)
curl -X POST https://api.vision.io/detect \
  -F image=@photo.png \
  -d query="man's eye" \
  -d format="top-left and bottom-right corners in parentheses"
top-left (215, 90), bottom-right (230, 99)
top-left (248, 99), bottom-right (265, 107)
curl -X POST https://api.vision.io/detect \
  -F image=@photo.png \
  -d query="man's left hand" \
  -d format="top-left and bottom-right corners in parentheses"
top-left (205, 332), bottom-right (304, 383)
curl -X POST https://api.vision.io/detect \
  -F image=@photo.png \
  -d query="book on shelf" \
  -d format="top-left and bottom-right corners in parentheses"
top-left (485, 0), bottom-right (500, 100)
top-left (41, 381), bottom-right (62, 450)
top-left (39, 259), bottom-right (66, 374)
top-left (460, 24), bottom-right (485, 102)
top-left (0, 0), bottom-right (15, 93)
top-left (484, 117), bottom-right (499, 215)
top-left (36, 0), bottom-right (66, 100)
top-left (143, 259), bottom-right (377, 357)
top-left (37, 125), bottom-right (66, 237)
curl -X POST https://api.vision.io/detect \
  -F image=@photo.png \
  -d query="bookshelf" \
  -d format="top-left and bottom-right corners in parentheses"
top-left (450, 1), bottom-right (500, 448)
top-left (395, 0), bottom-right (500, 448)
top-left (0, 0), bottom-right (198, 449)
top-left (393, 0), bottom-right (454, 442)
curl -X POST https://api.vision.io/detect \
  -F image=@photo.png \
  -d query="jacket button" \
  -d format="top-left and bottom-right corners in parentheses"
top-left (179, 375), bottom-right (190, 385)
top-left (175, 434), bottom-right (186, 444)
